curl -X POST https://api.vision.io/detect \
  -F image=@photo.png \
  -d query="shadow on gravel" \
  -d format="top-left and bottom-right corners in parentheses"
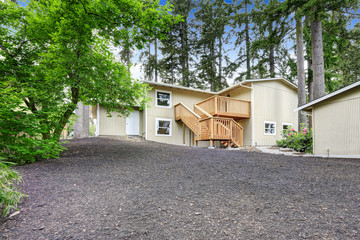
top-left (1, 137), bottom-right (359, 239)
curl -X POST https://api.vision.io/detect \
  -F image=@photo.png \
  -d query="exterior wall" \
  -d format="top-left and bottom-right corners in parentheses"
top-left (224, 87), bottom-right (252, 146)
top-left (253, 81), bottom-right (298, 146)
top-left (225, 86), bottom-right (251, 101)
top-left (146, 85), bottom-right (213, 146)
top-left (99, 106), bottom-right (126, 135)
top-left (313, 86), bottom-right (360, 155)
top-left (99, 106), bottom-right (143, 136)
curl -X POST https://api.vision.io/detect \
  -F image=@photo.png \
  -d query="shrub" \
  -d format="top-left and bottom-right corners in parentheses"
top-left (277, 124), bottom-right (313, 153)
top-left (0, 86), bottom-right (65, 164)
top-left (0, 159), bottom-right (27, 217)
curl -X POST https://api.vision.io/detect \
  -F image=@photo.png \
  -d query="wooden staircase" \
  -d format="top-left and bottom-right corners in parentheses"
top-left (175, 98), bottom-right (246, 148)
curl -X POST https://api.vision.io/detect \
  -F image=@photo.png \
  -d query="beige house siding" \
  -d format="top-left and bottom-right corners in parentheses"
top-left (312, 87), bottom-right (360, 155)
top-left (99, 106), bottom-right (126, 135)
top-left (223, 87), bottom-right (252, 146)
top-left (223, 86), bottom-right (251, 101)
top-left (99, 106), bottom-right (143, 136)
top-left (253, 81), bottom-right (298, 146)
top-left (146, 85), bottom-right (213, 146)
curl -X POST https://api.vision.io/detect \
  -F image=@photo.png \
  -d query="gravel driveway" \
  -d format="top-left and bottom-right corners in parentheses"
top-left (1, 137), bottom-right (359, 239)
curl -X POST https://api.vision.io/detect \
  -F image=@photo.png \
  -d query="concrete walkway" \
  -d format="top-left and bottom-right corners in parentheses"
top-left (257, 146), bottom-right (360, 159)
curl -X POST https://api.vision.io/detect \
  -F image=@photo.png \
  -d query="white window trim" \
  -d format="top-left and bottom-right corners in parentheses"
top-left (264, 121), bottom-right (276, 136)
top-left (282, 123), bottom-right (293, 131)
top-left (155, 118), bottom-right (172, 137)
top-left (155, 89), bottom-right (172, 108)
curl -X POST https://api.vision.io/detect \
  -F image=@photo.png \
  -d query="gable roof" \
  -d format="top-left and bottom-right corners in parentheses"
top-left (217, 77), bottom-right (298, 95)
top-left (244, 77), bottom-right (298, 90)
top-left (295, 81), bottom-right (360, 112)
top-left (143, 80), bottom-right (216, 94)
top-left (144, 77), bottom-right (297, 96)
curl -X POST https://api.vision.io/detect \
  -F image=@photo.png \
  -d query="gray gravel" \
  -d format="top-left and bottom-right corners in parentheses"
top-left (1, 137), bottom-right (359, 239)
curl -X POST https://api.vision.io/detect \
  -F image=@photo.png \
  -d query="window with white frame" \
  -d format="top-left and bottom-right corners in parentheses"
top-left (155, 90), bottom-right (172, 108)
top-left (155, 118), bottom-right (172, 136)
top-left (282, 123), bottom-right (293, 132)
top-left (264, 121), bottom-right (276, 135)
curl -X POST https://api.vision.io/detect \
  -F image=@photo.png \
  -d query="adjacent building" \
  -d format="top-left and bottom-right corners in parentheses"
top-left (296, 81), bottom-right (360, 156)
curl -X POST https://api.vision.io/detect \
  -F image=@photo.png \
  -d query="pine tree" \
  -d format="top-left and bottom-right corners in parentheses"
top-left (195, 0), bottom-right (231, 92)
top-left (251, 0), bottom-right (292, 78)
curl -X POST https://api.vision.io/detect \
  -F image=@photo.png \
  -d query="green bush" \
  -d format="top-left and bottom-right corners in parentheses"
top-left (0, 86), bottom-right (65, 165)
top-left (277, 124), bottom-right (313, 153)
top-left (0, 160), bottom-right (27, 217)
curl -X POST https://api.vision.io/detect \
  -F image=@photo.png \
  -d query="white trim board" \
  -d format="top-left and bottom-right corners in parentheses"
top-left (155, 89), bottom-right (172, 108)
top-left (155, 118), bottom-right (172, 137)
top-left (295, 81), bottom-right (360, 112)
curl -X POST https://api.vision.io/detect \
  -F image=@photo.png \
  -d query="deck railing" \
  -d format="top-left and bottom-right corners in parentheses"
top-left (196, 96), bottom-right (250, 119)
top-left (198, 117), bottom-right (244, 147)
top-left (174, 103), bottom-right (201, 135)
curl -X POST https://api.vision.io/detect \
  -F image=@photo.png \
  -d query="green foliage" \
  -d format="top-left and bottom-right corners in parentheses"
top-left (0, 160), bottom-right (27, 217)
top-left (0, 83), bottom-right (65, 164)
top-left (277, 124), bottom-right (313, 153)
top-left (0, 0), bottom-right (179, 162)
top-left (194, 0), bottom-right (231, 92)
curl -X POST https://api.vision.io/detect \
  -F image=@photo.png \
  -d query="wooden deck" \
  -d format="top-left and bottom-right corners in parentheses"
top-left (175, 98), bottom-right (246, 147)
top-left (195, 95), bottom-right (250, 119)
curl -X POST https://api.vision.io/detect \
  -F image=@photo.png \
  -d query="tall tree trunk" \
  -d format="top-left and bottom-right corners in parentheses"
top-left (148, 43), bottom-right (152, 81)
top-left (311, 18), bottom-right (326, 99)
top-left (296, 17), bottom-right (306, 130)
top-left (180, 22), bottom-right (187, 87)
top-left (308, 59), bottom-right (314, 102)
top-left (219, 36), bottom-right (222, 90)
top-left (210, 44), bottom-right (215, 92)
top-left (245, 0), bottom-right (251, 79)
top-left (154, 38), bottom-right (158, 82)
top-left (269, 45), bottom-right (275, 77)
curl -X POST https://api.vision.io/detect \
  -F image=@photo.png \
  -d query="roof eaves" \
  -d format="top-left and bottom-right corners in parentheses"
top-left (295, 81), bottom-right (360, 112)
top-left (244, 77), bottom-right (298, 90)
top-left (143, 80), bottom-right (215, 94)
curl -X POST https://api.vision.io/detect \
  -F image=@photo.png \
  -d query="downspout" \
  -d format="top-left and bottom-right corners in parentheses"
top-left (239, 82), bottom-right (255, 146)
top-left (144, 106), bottom-right (148, 140)
top-left (239, 82), bottom-right (253, 89)
top-left (250, 83), bottom-right (255, 146)
top-left (96, 103), bottom-right (100, 136)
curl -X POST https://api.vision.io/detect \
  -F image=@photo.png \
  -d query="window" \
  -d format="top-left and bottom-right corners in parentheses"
top-left (156, 118), bottom-right (172, 136)
top-left (282, 123), bottom-right (293, 132)
top-left (264, 121), bottom-right (276, 135)
top-left (155, 90), bottom-right (172, 108)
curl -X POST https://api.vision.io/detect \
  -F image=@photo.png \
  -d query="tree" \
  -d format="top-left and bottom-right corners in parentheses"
top-left (287, 0), bottom-right (360, 99)
top-left (229, 0), bottom-right (253, 81)
top-left (251, 0), bottom-right (292, 78)
top-left (195, 0), bottom-right (231, 92)
top-left (0, 0), bottom-right (179, 163)
top-left (158, 0), bottom-right (195, 87)
top-left (295, 15), bottom-right (307, 129)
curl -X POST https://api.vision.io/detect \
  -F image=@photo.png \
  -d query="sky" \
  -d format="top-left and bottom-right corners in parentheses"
top-left (127, 0), bottom-right (360, 85)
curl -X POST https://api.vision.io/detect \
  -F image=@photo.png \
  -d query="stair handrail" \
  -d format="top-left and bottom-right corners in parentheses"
top-left (230, 119), bottom-right (244, 130)
top-left (175, 102), bottom-right (201, 119)
top-left (194, 104), bottom-right (212, 118)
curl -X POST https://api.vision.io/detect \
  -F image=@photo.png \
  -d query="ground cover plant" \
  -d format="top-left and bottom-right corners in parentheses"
top-left (277, 124), bottom-right (313, 153)
top-left (0, 159), bottom-right (27, 217)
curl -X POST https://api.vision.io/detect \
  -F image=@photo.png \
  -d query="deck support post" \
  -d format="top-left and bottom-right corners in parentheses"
top-left (210, 139), bottom-right (213, 147)
top-left (228, 140), bottom-right (231, 149)
top-left (183, 123), bottom-right (185, 145)
top-left (192, 132), bottom-right (195, 146)
top-left (189, 128), bottom-right (191, 146)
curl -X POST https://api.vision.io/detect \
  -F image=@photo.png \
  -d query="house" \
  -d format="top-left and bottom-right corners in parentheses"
top-left (94, 77), bottom-right (298, 148)
top-left (296, 81), bottom-right (360, 156)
